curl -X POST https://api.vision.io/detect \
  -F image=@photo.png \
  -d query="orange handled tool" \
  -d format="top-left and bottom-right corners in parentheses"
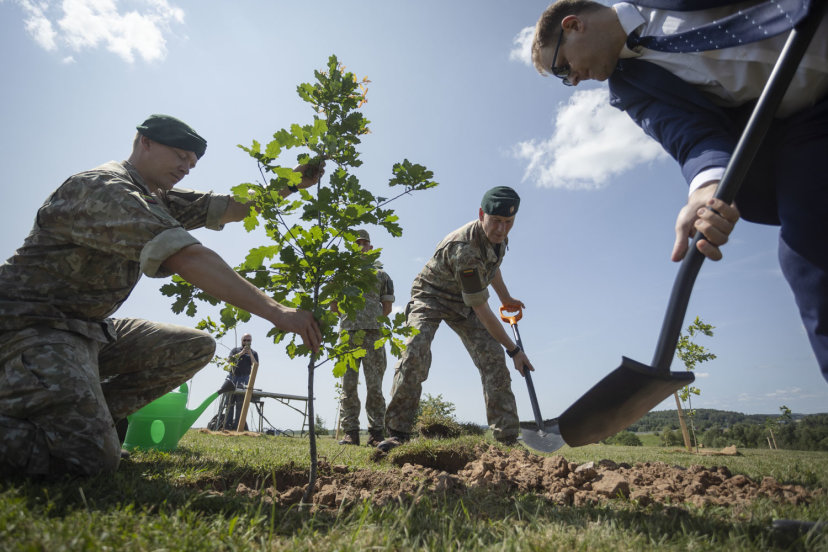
top-left (499, 305), bottom-right (564, 452)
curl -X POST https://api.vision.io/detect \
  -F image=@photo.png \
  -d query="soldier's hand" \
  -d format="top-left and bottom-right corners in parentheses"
top-left (502, 298), bottom-right (525, 312)
top-left (295, 160), bottom-right (326, 189)
top-left (276, 308), bottom-right (322, 353)
top-left (513, 351), bottom-right (534, 377)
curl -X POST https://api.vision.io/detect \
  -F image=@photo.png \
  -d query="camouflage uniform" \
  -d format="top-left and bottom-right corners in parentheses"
top-left (385, 220), bottom-right (519, 442)
top-left (339, 268), bottom-right (394, 434)
top-left (0, 161), bottom-right (224, 476)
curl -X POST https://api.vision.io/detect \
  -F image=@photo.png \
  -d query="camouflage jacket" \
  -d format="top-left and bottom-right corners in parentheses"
top-left (341, 267), bottom-right (395, 331)
top-left (410, 220), bottom-right (506, 317)
top-left (0, 160), bottom-right (229, 342)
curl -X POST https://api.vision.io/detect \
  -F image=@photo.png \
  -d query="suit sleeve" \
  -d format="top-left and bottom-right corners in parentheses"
top-left (608, 59), bottom-right (739, 186)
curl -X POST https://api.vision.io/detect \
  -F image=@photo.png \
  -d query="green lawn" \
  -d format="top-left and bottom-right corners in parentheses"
top-left (1, 431), bottom-right (826, 551)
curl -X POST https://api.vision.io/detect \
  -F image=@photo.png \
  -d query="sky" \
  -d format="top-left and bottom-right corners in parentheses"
top-left (1, 0), bottom-right (825, 435)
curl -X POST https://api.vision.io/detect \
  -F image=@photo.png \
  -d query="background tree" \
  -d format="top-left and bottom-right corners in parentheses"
top-left (674, 316), bottom-right (717, 451)
top-left (660, 428), bottom-right (684, 447)
top-left (162, 55), bottom-right (437, 503)
top-left (602, 431), bottom-right (643, 446)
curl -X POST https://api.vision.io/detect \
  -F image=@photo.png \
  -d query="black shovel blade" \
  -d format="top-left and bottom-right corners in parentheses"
top-left (557, 357), bottom-right (694, 447)
top-left (519, 419), bottom-right (566, 452)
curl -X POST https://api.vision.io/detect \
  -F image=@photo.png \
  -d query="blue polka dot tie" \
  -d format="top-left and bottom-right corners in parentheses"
top-left (627, 0), bottom-right (812, 52)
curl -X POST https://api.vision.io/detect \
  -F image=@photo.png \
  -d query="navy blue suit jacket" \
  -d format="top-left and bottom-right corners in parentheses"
top-left (605, 0), bottom-right (822, 225)
top-left (607, 56), bottom-right (827, 225)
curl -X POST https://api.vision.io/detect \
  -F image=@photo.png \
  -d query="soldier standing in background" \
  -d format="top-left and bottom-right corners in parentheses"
top-left (336, 230), bottom-right (395, 447)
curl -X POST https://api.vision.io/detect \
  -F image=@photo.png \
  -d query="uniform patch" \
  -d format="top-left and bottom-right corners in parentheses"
top-left (460, 267), bottom-right (484, 294)
top-left (140, 193), bottom-right (158, 205)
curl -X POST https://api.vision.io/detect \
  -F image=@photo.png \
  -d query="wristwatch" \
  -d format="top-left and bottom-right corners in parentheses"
top-left (506, 345), bottom-right (522, 358)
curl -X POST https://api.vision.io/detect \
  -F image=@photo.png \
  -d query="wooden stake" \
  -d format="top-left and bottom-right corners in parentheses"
top-left (236, 358), bottom-right (259, 432)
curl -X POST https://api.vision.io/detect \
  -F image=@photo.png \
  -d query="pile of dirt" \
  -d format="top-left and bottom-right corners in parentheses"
top-left (226, 445), bottom-right (823, 511)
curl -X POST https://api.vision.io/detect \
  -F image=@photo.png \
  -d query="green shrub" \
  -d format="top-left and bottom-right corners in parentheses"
top-left (414, 393), bottom-right (456, 423)
top-left (457, 422), bottom-right (487, 436)
top-left (315, 414), bottom-right (329, 436)
top-left (603, 431), bottom-right (643, 446)
top-left (660, 428), bottom-right (684, 447)
top-left (414, 394), bottom-right (462, 438)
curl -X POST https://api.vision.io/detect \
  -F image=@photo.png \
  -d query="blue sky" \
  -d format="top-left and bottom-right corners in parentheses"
top-left (1, 0), bottom-right (825, 434)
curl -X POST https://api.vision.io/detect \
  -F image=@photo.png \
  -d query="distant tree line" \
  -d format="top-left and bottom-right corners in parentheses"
top-left (626, 409), bottom-right (828, 451)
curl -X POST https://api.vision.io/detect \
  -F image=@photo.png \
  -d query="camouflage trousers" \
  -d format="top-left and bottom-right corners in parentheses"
top-left (385, 301), bottom-right (519, 442)
top-left (339, 329), bottom-right (386, 433)
top-left (0, 318), bottom-right (214, 477)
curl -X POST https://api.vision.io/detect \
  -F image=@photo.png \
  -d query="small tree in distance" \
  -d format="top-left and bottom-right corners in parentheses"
top-left (162, 55), bottom-right (438, 503)
top-left (674, 316), bottom-right (716, 451)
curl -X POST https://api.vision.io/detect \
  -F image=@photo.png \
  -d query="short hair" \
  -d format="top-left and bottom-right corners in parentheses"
top-left (532, 0), bottom-right (605, 75)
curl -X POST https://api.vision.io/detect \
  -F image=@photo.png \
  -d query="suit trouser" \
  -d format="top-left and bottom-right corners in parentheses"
top-left (339, 328), bottom-right (387, 433)
top-left (0, 318), bottom-right (214, 476)
top-left (741, 98), bottom-right (828, 382)
top-left (773, 106), bottom-right (828, 382)
top-left (384, 301), bottom-right (519, 441)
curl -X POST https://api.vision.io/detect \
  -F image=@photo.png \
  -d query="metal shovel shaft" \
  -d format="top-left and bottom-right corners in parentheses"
top-left (508, 323), bottom-right (545, 429)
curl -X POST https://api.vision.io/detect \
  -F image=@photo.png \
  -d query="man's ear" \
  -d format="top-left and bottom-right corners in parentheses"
top-left (478, 207), bottom-right (485, 221)
top-left (561, 14), bottom-right (581, 32)
top-left (140, 134), bottom-right (154, 151)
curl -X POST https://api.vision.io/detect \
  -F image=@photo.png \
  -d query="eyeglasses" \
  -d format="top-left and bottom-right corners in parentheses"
top-left (550, 28), bottom-right (573, 86)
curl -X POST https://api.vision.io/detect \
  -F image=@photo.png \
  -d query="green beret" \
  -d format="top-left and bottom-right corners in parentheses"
top-left (137, 114), bottom-right (207, 159)
top-left (481, 186), bottom-right (520, 217)
top-left (355, 229), bottom-right (371, 242)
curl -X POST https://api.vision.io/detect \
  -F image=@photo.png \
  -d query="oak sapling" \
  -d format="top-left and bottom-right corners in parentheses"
top-left (162, 55), bottom-right (438, 502)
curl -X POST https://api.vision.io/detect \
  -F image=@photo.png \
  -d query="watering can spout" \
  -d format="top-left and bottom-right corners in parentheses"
top-left (180, 390), bottom-right (221, 437)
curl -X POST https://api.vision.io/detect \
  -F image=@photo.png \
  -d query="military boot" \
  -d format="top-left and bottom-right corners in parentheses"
top-left (338, 430), bottom-right (360, 446)
top-left (366, 429), bottom-right (384, 448)
top-left (376, 431), bottom-right (410, 452)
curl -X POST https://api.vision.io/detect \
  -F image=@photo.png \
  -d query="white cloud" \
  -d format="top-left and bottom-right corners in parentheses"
top-left (513, 87), bottom-right (667, 190)
top-left (765, 387), bottom-right (803, 399)
top-left (509, 25), bottom-right (534, 67)
top-left (17, 0), bottom-right (57, 50)
top-left (11, 0), bottom-right (184, 63)
top-left (737, 386), bottom-right (828, 404)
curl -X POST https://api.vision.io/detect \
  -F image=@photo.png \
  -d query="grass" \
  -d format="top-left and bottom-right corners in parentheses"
top-left (1, 431), bottom-right (826, 551)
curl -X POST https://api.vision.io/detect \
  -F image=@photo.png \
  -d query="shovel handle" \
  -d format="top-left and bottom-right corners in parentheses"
top-left (523, 367), bottom-right (546, 429)
top-left (500, 316), bottom-right (544, 430)
top-left (499, 305), bottom-right (522, 325)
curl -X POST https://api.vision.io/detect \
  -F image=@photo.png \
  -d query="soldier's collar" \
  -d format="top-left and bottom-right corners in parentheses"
top-left (121, 160), bottom-right (152, 195)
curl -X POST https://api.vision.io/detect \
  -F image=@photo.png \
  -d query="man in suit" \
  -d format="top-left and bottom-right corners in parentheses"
top-left (529, 0), bottom-right (828, 382)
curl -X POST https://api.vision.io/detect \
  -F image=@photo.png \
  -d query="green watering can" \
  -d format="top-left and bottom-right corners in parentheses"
top-left (123, 383), bottom-right (220, 451)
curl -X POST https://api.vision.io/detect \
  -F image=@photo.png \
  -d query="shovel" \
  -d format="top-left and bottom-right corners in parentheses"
top-left (547, 7), bottom-right (826, 449)
top-left (500, 306), bottom-right (565, 452)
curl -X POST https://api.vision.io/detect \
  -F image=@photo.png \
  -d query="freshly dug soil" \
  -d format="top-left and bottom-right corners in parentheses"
top-left (223, 444), bottom-right (823, 510)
